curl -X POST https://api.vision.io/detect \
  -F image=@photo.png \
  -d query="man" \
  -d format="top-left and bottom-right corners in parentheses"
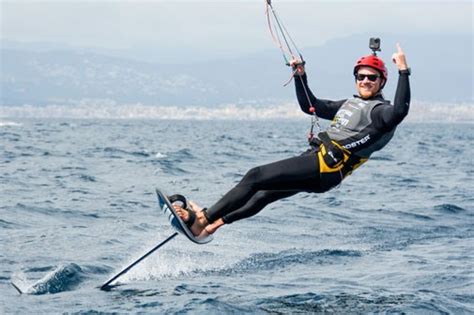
top-left (176, 43), bottom-right (410, 238)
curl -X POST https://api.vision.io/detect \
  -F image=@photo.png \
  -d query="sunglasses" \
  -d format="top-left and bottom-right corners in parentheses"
top-left (355, 73), bottom-right (380, 82)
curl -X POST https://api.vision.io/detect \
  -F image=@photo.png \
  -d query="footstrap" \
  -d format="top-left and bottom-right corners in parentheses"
top-left (168, 194), bottom-right (188, 210)
top-left (168, 194), bottom-right (196, 227)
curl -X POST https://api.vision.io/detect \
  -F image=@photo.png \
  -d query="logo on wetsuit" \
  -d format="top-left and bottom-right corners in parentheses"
top-left (342, 134), bottom-right (371, 149)
top-left (332, 109), bottom-right (353, 129)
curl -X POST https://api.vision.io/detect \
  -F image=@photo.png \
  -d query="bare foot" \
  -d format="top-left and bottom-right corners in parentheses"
top-left (174, 205), bottom-right (190, 221)
top-left (188, 200), bottom-right (203, 212)
top-left (195, 219), bottom-right (224, 239)
top-left (204, 218), bottom-right (225, 235)
top-left (173, 204), bottom-right (208, 236)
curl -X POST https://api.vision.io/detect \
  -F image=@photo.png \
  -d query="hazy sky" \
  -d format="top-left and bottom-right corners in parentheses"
top-left (1, 0), bottom-right (472, 59)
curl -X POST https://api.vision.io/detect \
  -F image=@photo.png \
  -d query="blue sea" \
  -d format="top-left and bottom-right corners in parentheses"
top-left (1, 118), bottom-right (473, 314)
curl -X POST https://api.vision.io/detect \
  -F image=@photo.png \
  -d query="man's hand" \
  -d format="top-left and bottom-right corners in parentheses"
top-left (392, 43), bottom-right (409, 71)
top-left (289, 58), bottom-right (306, 76)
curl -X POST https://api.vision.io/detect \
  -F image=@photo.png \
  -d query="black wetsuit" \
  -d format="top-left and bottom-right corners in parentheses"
top-left (204, 72), bottom-right (410, 224)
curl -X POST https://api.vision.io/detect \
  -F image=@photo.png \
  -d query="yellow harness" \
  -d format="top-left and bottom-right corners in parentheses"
top-left (317, 138), bottom-right (368, 177)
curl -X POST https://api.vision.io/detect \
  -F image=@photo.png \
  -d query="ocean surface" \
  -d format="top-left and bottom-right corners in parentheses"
top-left (1, 118), bottom-right (473, 314)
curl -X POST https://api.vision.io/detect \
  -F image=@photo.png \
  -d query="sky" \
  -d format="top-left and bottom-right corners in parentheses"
top-left (1, 0), bottom-right (472, 62)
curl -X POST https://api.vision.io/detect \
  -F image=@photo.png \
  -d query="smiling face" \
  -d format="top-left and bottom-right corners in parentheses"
top-left (355, 66), bottom-right (385, 99)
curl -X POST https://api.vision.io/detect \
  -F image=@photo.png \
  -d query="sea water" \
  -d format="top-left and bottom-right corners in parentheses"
top-left (1, 119), bottom-right (473, 314)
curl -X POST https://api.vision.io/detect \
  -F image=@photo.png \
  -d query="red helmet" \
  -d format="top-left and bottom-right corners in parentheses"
top-left (353, 54), bottom-right (387, 81)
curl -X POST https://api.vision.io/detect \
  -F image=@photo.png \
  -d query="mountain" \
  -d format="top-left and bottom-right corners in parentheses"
top-left (1, 34), bottom-right (472, 106)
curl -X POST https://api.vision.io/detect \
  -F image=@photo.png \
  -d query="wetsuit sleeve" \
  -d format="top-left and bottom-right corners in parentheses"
top-left (372, 73), bottom-right (411, 130)
top-left (294, 73), bottom-right (345, 120)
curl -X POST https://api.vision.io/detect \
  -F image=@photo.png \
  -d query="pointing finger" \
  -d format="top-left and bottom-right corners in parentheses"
top-left (397, 42), bottom-right (403, 53)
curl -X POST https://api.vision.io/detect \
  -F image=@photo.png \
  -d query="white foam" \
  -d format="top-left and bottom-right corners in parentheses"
top-left (11, 272), bottom-right (28, 293)
top-left (119, 249), bottom-right (211, 283)
top-left (113, 240), bottom-right (244, 285)
top-left (155, 152), bottom-right (167, 159)
top-left (0, 121), bottom-right (22, 127)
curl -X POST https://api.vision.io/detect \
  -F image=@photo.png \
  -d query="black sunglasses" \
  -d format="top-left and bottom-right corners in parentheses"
top-left (355, 73), bottom-right (380, 82)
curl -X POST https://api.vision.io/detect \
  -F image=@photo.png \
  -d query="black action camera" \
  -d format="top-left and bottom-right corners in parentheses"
top-left (369, 37), bottom-right (381, 55)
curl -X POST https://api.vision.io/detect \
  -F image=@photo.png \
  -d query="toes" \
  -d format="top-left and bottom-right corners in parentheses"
top-left (175, 208), bottom-right (188, 221)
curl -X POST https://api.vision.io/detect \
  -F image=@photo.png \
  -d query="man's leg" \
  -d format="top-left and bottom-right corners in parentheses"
top-left (222, 190), bottom-right (298, 223)
top-left (205, 152), bottom-right (319, 223)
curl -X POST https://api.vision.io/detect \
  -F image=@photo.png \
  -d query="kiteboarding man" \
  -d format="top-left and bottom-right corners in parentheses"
top-left (174, 41), bottom-right (411, 238)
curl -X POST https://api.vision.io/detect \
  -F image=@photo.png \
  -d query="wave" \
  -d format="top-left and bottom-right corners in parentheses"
top-left (11, 263), bottom-right (85, 294)
top-left (171, 297), bottom-right (262, 314)
top-left (434, 204), bottom-right (466, 214)
top-left (255, 291), bottom-right (471, 314)
top-left (102, 147), bottom-right (151, 158)
top-left (116, 248), bottom-right (363, 286)
top-left (208, 248), bottom-right (362, 276)
top-left (13, 202), bottom-right (105, 219)
top-left (0, 219), bottom-right (23, 229)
